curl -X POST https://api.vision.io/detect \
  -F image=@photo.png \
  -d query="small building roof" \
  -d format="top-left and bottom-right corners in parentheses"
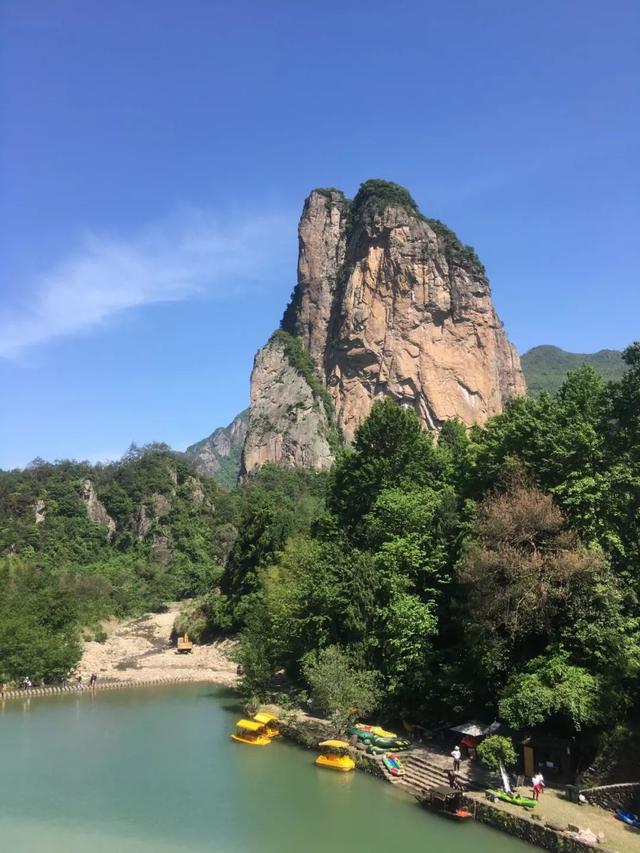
top-left (429, 785), bottom-right (458, 798)
top-left (450, 720), bottom-right (501, 737)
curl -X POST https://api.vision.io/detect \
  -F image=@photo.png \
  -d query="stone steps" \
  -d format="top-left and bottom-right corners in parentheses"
top-left (396, 750), bottom-right (490, 795)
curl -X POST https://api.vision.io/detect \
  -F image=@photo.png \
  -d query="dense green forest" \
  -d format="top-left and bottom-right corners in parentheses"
top-left (2, 341), bottom-right (639, 761)
top-left (215, 343), bottom-right (640, 751)
top-left (521, 345), bottom-right (625, 396)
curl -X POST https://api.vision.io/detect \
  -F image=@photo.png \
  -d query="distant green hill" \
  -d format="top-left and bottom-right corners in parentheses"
top-left (521, 346), bottom-right (626, 396)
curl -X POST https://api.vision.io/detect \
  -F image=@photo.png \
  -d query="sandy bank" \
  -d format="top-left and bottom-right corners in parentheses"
top-left (79, 605), bottom-right (238, 688)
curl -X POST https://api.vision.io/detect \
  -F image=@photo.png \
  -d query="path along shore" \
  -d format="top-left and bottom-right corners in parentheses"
top-left (275, 710), bottom-right (637, 853)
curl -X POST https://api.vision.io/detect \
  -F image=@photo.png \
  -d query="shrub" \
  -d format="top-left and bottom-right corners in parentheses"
top-left (477, 735), bottom-right (518, 771)
top-left (301, 645), bottom-right (381, 735)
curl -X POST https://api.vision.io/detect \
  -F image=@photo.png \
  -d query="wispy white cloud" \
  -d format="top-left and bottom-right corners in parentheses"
top-left (0, 208), bottom-right (293, 359)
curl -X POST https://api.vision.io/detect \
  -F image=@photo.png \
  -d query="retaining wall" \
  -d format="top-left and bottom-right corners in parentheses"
top-left (581, 782), bottom-right (640, 813)
top-left (0, 676), bottom-right (212, 702)
top-left (467, 799), bottom-right (599, 853)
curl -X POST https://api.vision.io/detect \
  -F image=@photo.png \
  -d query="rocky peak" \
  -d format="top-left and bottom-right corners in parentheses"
top-left (282, 188), bottom-right (349, 368)
top-left (81, 479), bottom-right (116, 539)
top-left (242, 179), bottom-right (526, 473)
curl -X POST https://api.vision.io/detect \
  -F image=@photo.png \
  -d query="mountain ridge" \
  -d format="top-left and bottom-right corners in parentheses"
top-left (184, 409), bottom-right (249, 487)
top-left (521, 345), bottom-right (625, 395)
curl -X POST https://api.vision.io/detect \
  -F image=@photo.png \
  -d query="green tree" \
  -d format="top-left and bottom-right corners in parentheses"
top-left (477, 735), bottom-right (517, 771)
top-left (380, 592), bottom-right (437, 713)
top-left (499, 651), bottom-right (604, 731)
top-left (328, 400), bottom-right (447, 543)
top-left (301, 645), bottom-right (381, 734)
top-left (221, 465), bottom-right (327, 607)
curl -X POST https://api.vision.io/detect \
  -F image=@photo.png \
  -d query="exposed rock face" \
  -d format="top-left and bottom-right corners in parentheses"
top-left (241, 336), bottom-right (334, 475)
top-left (132, 504), bottom-right (153, 541)
top-left (186, 476), bottom-right (206, 506)
top-left (131, 493), bottom-right (171, 541)
top-left (34, 499), bottom-right (46, 525)
top-left (185, 409), bottom-right (249, 487)
top-left (242, 180), bottom-right (526, 472)
top-left (81, 479), bottom-right (116, 539)
top-left (282, 189), bottom-right (349, 368)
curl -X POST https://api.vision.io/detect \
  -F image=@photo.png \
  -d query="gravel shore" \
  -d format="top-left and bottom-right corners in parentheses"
top-left (78, 605), bottom-right (238, 687)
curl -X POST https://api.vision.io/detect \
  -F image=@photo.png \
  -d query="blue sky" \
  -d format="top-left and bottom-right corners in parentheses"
top-left (1, 0), bottom-right (638, 469)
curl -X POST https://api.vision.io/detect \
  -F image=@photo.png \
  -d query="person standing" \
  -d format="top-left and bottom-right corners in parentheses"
top-left (451, 745), bottom-right (462, 772)
top-left (532, 772), bottom-right (545, 800)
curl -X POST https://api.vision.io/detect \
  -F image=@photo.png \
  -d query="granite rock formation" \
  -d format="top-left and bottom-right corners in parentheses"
top-left (241, 334), bottom-right (335, 474)
top-left (242, 180), bottom-right (526, 474)
top-left (81, 478), bottom-right (116, 539)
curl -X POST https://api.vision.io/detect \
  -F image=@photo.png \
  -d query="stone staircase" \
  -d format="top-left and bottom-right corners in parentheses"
top-left (378, 746), bottom-right (493, 794)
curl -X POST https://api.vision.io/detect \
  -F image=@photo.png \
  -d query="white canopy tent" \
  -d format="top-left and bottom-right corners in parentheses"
top-left (450, 721), bottom-right (501, 738)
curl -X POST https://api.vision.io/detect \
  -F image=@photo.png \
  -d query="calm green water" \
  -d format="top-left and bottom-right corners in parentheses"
top-left (0, 685), bottom-right (529, 852)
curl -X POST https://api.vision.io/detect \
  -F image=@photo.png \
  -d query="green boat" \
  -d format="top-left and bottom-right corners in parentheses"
top-left (370, 735), bottom-right (410, 750)
top-left (490, 789), bottom-right (537, 809)
top-left (349, 727), bottom-right (409, 751)
top-left (350, 727), bottom-right (373, 743)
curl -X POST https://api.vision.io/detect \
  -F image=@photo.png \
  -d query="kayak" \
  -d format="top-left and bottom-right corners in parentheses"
top-left (490, 789), bottom-right (537, 809)
top-left (372, 726), bottom-right (397, 739)
top-left (371, 735), bottom-right (410, 750)
top-left (382, 752), bottom-right (404, 776)
top-left (351, 729), bottom-right (374, 744)
top-left (616, 810), bottom-right (640, 828)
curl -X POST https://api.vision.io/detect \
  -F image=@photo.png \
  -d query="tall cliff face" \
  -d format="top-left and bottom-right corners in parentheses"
top-left (240, 332), bottom-right (336, 476)
top-left (242, 180), bottom-right (526, 474)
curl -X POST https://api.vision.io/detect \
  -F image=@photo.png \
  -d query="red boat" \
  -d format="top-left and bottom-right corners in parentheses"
top-left (416, 786), bottom-right (473, 822)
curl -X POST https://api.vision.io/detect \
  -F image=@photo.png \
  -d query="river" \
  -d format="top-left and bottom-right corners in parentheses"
top-left (0, 684), bottom-right (530, 852)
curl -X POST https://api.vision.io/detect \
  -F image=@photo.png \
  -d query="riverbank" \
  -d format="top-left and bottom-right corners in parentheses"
top-left (78, 605), bottom-right (238, 687)
top-left (2, 641), bottom-right (634, 853)
top-left (0, 684), bottom-right (525, 853)
top-left (274, 709), bottom-right (638, 853)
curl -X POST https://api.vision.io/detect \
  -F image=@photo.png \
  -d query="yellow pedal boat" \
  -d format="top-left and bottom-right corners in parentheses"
top-left (231, 719), bottom-right (271, 746)
top-left (253, 712), bottom-right (280, 738)
top-left (315, 740), bottom-right (355, 772)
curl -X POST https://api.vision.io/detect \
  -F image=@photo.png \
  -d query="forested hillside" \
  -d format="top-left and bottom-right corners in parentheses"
top-left (3, 340), bottom-right (640, 766)
top-left (521, 345), bottom-right (625, 395)
top-left (0, 445), bottom-right (240, 682)
top-left (212, 342), bottom-right (640, 754)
